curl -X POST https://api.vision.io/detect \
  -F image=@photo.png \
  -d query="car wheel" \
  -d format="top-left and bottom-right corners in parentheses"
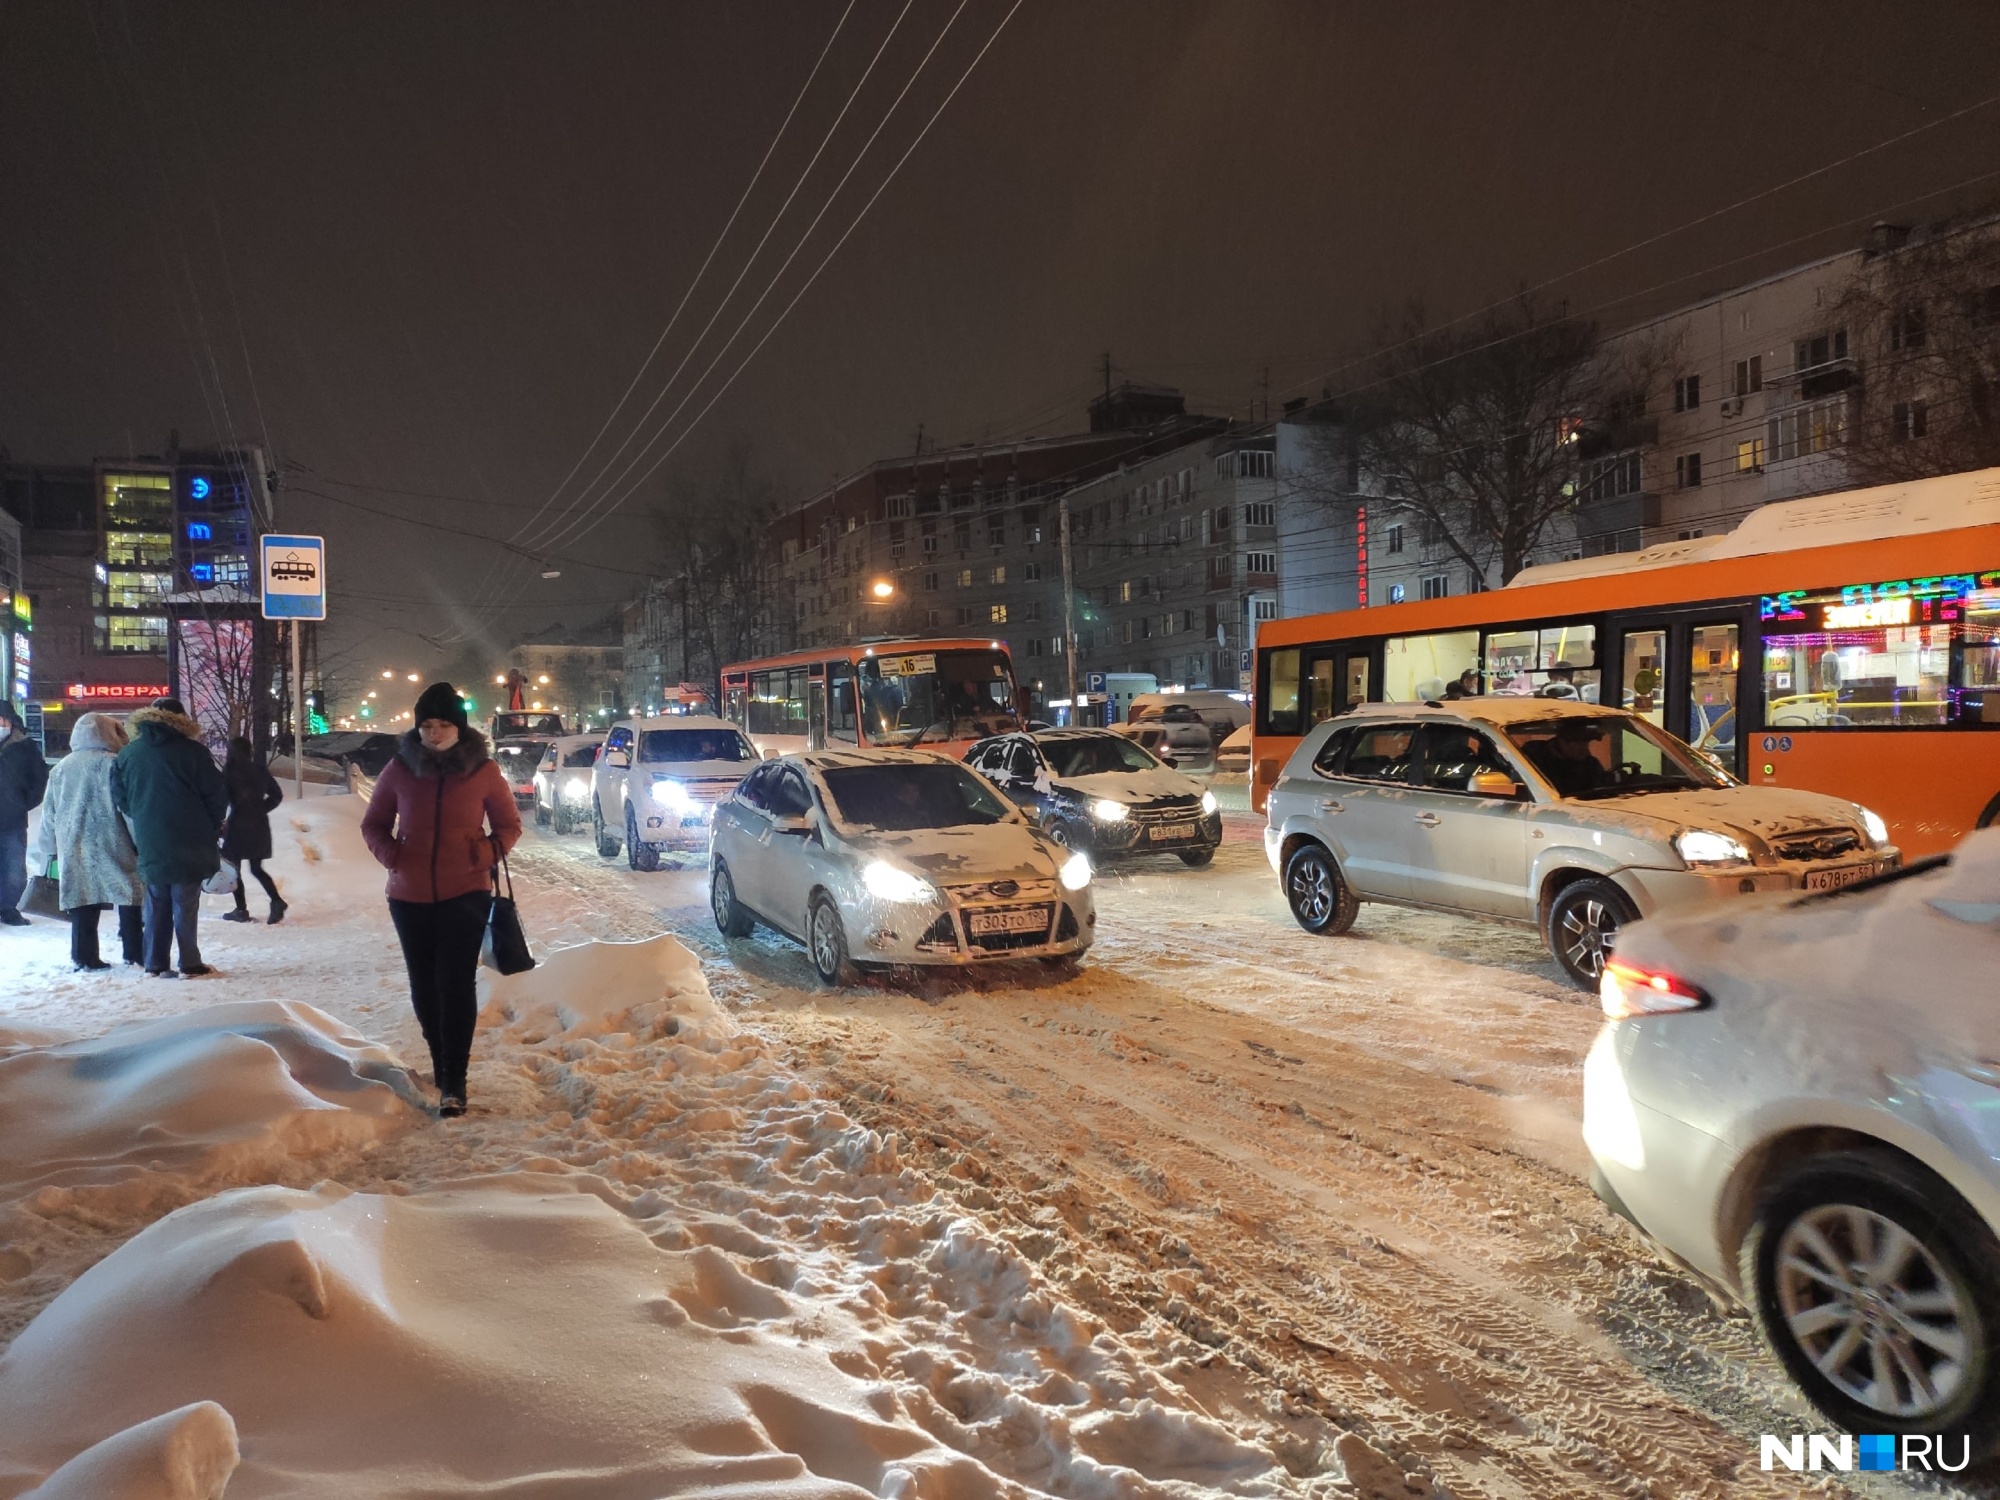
top-left (1544, 877), bottom-right (1635, 990)
top-left (553, 806), bottom-right (573, 836)
top-left (1043, 817), bottom-right (1075, 849)
top-left (807, 895), bottom-right (855, 987)
top-left (1284, 842), bottom-right (1359, 936)
top-left (1038, 953), bottom-right (1081, 976)
top-left (1741, 1149), bottom-right (2000, 1449)
top-left (535, 804), bottom-right (550, 828)
top-left (594, 801), bottom-right (621, 859)
top-left (710, 860), bottom-right (754, 938)
top-left (1177, 847), bottom-right (1216, 868)
top-left (626, 806), bottom-right (660, 872)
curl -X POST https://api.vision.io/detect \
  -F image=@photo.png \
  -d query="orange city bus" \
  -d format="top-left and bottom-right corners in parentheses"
top-left (1251, 469), bottom-right (2000, 857)
top-left (720, 638), bottom-right (1024, 760)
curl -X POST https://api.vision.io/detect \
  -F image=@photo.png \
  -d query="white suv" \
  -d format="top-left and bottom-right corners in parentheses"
top-left (1264, 700), bottom-right (1898, 988)
top-left (591, 715), bottom-right (760, 871)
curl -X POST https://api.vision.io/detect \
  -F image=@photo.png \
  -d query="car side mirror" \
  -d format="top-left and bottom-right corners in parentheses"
top-left (604, 750), bottom-right (630, 769)
top-left (772, 812), bottom-right (814, 836)
top-left (1159, 753), bottom-right (1179, 768)
top-left (1469, 770), bottom-right (1520, 798)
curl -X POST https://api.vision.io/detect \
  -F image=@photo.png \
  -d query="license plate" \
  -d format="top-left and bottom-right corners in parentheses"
top-left (1148, 822), bottom-right (1197, 841)
top-left (968, 907), bottom-right (1048, 935)
top-left (1805, 861), bottom-right (1881, 891)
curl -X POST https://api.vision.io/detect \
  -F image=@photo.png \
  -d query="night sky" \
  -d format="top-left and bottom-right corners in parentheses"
top-left (5, 1), bottom-right (1997, 681)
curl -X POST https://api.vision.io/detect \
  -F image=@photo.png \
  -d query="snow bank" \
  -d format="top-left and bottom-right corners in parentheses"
top-left (0, 1001), bottom-right (422, 1221)
top-left (478, 932), bottom-right (723, 1039)
top-left (0, 1175), bottom-right (1017, 1499)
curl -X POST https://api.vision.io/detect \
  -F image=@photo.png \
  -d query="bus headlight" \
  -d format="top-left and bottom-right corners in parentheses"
top-left (1059, 852), bottom-right (1093, 891)
top-left (863, 861), bottom-right (935, 903)
top-left (1857, 804), bottom-right (1889, 846)
top-left (1200, 790), bottom-right (1218, 815)
top-left (652, 776), bottom-right (694, 813)
top-left (1091, 799), bottom-right (1128, 823)
top-left (1674, 829), bottom-right (1749, 867)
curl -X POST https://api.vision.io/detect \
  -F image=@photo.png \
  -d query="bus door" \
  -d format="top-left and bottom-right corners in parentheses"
top-left (1302, 643), bottom-right (1374, 729)
top-left (1609, 605), bottom-right (1756, 775)
top-left (806, 664), bottom-right (828, 749)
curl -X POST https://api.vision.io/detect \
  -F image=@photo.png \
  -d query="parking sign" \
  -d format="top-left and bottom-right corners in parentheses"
top-left (261, 535), bottom-right (326, 620)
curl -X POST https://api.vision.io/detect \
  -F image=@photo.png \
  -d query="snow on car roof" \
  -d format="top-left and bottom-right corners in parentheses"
top-left (1341, 698), bottom-right (1637, 726)
top-left (549, 733), bottom-right (604, 749)
top-left (793, 747), bottom-right (963, 769)
top-left (616, 714), bottom-right (738, 732)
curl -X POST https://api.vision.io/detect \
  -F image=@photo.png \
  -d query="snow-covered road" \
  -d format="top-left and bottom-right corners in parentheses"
top-left (1, 801), bottom-right (1985, 1496)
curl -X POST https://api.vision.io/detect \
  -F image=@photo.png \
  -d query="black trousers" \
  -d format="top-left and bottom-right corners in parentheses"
top-left (387, 890), bottom-right (489, 1096)
top-left (70, 904), bottom-right (144, 967)
top-left (232, 857), bottom-right (281, 913)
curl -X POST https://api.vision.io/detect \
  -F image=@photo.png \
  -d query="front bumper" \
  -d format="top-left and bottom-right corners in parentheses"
top-left (637, 803), bottom-right (716, 848)
top-left (1084, 808), bottom-right (1223, 857)
top-left (849, 893), bottom-right (1095, 965)
top-left (1615, 847), bottom-right (1901, 918)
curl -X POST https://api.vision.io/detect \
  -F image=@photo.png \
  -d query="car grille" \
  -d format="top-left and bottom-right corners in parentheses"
top-left (945, 877), bottom-right (1058, 904)
top-left (1772, 828), bottom-right (1863, 862)
top-left (664, 777), bottom-right (739, 805)
top-left (1127, 800), bottom-right (1204, 829)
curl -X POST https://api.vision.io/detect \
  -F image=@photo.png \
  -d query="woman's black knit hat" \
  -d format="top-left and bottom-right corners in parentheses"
top-left (413, 681), bottom-right (469, 732)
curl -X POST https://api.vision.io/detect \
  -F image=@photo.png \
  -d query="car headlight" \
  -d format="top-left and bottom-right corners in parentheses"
top-left (1857, 804), bottom-right (1889, 846)
top-left (1091, 798), bottom-right (1128, 823)
top-left (651, 775), bottom-right (693, 812)
top-left (1200, 790), bottom-right (1218, 815)
top-left (862, 860), bottom-right (936, 903)
top-left (1059, 851), bottom-right (1093, 891)
top-left (1674, 829), bottom-right (1749, 867)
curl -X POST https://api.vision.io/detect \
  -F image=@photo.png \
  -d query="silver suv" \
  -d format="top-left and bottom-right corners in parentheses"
top-left (1264, 700), bottom-right (1899, 988)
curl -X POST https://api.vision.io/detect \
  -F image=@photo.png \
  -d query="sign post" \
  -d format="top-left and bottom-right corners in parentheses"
top-left (261, 535), bottom-right (326, 802)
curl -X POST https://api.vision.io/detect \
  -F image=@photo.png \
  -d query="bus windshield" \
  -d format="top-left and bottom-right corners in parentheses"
top-left (1501, 714), bottom-right (1731, 799)
top-left (857, 649), bottom-right (1020, 745)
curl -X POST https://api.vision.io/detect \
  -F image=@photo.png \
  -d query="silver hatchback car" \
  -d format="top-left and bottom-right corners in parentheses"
top-left (709, 749), bottom-right (1096, 985)
top-left (1264, 700), bottom-right (1899, 988)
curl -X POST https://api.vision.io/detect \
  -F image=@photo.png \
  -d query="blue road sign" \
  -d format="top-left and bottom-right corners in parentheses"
top-left (261, 535), bottom-right (326, 620)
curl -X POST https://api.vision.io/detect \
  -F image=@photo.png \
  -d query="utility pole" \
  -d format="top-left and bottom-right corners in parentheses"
top-left (1060, 488), bottom-right (1078, 723)
top-left (1101, 352), bottom-right (1111, 401)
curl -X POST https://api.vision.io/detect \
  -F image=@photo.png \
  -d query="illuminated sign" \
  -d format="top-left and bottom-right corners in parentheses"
top-left (875, 653), bottom-right (937, 677)
top-left (190, 563), bottom-right (215, 583)
top-left (1819, 598), bottom-right (1913, 630)
top-left (188, 521), bottom-right (212, 540)
top-left (66, 683), bottom-right (170, 702)
top-left (190, 476), bottom-right (211, 500)
top-left (1764, 569), bottom-right (2000, 626)
top-left (10, 592), bottom-right (29, 626)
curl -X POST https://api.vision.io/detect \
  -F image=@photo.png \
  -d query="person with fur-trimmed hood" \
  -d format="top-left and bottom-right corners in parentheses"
top-left (0, 700), bottom-right (50, 926)
top-left (30, 711), bottom-right (145, 968)
top-left (361, 682), bottom-right (521, 1118)
top-left (112, 697), bottom-right (229, 977)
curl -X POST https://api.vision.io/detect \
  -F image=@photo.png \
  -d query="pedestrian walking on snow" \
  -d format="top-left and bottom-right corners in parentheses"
top-left (361, 682), bottom-right (521, 1118)
top-left (30, 712), bottom-right (144, 969)
top-left (112, 697), bottom-right (229, 977)
top-left (0, 701), bottom-right (50, 926)
top-left (220, 737), bottom-right (287, 924)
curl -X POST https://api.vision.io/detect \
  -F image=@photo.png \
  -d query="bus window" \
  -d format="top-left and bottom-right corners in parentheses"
top-left (1689, 625), bottom-right (1738, 756)
top-left (1967, 597), bottom-right (2000, 723)
top-left (1383, 631), bottom-right (1478, 702)
top-left (1345, 655), bottom-right (1369, 708)
top-left (1308, 656), bottom-right (1336, 724)
top-left (1484, 622), bottom-right (1600, 701)
top-left (1622, 630), bottom-right (1666, 724)
top-left (723, 685), bottom-right (746, 727)
top-left (746, 669), bottom-right (810, 737)
top-left (1264, 648), bottom-right (1301, 735)
top-left (827, 664), bottom-right (858, 744)
top-left (1762, 621), bottom-right (1952, 727)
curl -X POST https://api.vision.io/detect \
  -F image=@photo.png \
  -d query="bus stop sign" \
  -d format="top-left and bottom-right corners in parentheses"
top-left (261, 535), bottom-right (326, 620)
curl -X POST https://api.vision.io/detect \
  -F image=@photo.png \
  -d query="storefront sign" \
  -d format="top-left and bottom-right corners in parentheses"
top-left (66, 683), bottom-right (170, 702)
top-left (1763, 569), bottom-right (2000, 625)
top-left (1818, 598), bottom-right (1914, 630)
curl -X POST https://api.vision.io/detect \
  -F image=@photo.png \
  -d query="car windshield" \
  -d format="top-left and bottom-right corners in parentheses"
top-left (1501, 715), bottom-right (1730, 799)
top-left (1042, 734), bottom-right (1159, 777)
top-left (562, 745), bottom-right (601, 768)
top-left (819, 763), bottom-right (1014, 831)
top-left (639, 728), bottom-right (756, 763)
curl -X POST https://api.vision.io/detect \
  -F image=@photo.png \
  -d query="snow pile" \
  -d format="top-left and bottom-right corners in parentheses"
top-left (477, 932), bottom-right (722, 1040)
top-left (0, 1175), bottom-right (1021, 1498)
top-left (0, 1001), bottom-right (423, 1222)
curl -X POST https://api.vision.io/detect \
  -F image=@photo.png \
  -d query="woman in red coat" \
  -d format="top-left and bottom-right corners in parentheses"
top-left (361, 682), bottom-right (521, 1117)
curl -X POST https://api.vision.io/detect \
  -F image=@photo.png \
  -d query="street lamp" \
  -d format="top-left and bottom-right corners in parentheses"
top-left (869, 578), bottom-right (896, 601)
top-left (494, 674), bottom-right (506, 685)
top-left (407, 673), bottom-right (419, 683)
top-left (381, 670), bottom-right (393, 679)
top-left (537, 674), bottom-right (550, 685)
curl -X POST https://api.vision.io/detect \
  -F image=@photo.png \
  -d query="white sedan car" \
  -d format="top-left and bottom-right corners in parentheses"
top-left (532, 733), bottom-right (604, 834)
top-left (1585, 829), bottom-right (2000, 1445)
top-left (708, 749), bottom-right (1095, 986)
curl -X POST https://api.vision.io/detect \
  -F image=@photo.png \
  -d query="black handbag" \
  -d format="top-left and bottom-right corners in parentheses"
top-left (480, 845), bottom-right (536, 975)
top-left (21, 860), bottom-right (62, 920)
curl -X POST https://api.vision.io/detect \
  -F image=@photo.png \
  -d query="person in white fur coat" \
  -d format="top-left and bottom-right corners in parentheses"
top-left (31, 711), bottom-right (145, 970)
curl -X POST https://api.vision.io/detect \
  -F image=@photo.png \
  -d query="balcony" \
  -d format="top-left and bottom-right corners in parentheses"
top-left (1770, 355), bottom-right (1860, 401)
top-left (1574, 416), bottom-right (1657, 460)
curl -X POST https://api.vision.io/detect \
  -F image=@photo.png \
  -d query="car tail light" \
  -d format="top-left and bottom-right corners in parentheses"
top-left (1600, 961), bottom-right (1710, 1020)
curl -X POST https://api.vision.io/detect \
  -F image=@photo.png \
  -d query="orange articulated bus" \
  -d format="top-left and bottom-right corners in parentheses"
top-left (720, 638), bottom-right (1024, 760)
top-left (1252, 469), bottom-right (2000, 857)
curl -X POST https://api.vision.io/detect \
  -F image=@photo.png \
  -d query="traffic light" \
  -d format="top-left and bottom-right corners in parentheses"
top-left (305, 689), bottom-right (328, 737)
top-left (461, 696), bottom-right (477, 714)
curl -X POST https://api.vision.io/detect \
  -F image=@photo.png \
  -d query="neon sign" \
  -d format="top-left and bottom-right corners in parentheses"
top-left (187, 521), bottom-right (212, 540)
top-left (1764, 569), bottom-right (2000, 625)
top-left (189, 476), bottom-right (211, 500)
top-left (67, 683), bottom-right (170, 701)
top-left (1820, 598), bottom-right (1913, 630)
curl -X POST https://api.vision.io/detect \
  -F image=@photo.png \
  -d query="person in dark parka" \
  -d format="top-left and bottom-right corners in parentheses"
top-left (0, 700), bottom-right (50, 925)
top-left (112, 697), bottom-right (229, 977)
top-left (220, 736), bottom-right (287, 924)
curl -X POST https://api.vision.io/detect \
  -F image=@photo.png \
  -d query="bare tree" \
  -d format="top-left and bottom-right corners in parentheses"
top-left (1347, 298), bottom-right (1661, 585)
top-left (1835, 219), bottom-right (2000, 485)
top-left (652, 438), bottom-right (778, 699)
